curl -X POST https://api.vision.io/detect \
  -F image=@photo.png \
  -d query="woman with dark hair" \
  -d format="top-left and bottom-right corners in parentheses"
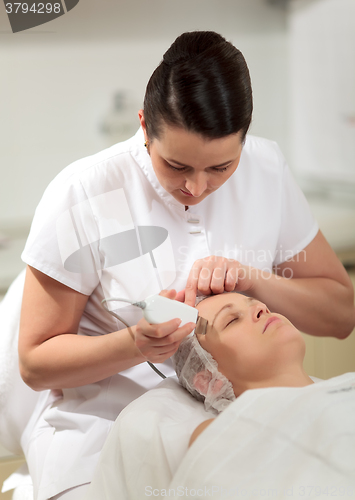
top-left (9, 31), bottom-right (354, 499)
top-left (143, 31), bottom-right (253, 140)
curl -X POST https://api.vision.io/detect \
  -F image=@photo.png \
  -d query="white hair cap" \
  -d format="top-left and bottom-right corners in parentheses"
top-left (172, 334), bottom-right (236, 414)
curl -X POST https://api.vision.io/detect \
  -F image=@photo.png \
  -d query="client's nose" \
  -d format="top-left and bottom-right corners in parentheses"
top-left (253, 302), bottom-right (269, 321)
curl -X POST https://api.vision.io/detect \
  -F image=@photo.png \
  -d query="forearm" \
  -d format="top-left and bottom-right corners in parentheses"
top-left (249, 270), bottom-right (355, 338)
top-left (19, 326), bottom-right (146, 391)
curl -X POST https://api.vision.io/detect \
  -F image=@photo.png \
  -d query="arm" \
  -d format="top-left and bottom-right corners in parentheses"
top-left (184, 231), bottom-right (355, 339)
top-left (251, 230), bottom-right (355, 339)
top-left (19, 266), bottom-right (194, 391)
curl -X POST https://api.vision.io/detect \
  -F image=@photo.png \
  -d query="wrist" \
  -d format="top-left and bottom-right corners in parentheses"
top-left (112, 325), bottom-right (146, 366)
top-left (129, 324), bottom-right (147, 362)
top-left (235, 264), bottom-right (261, 294)
top-left (247, 267), bottom-right (284, 302)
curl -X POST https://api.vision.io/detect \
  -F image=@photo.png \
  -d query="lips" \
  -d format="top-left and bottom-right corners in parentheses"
top-left (263, 316), bottom-right (281, 333)
top-left (180, 189), bottom-right (194, 197)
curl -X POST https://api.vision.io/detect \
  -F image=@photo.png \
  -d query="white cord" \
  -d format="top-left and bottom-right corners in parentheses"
top-left (101, 297), bottom-right (143, 327)
top-left (101, 297), bottom-right (166, 379)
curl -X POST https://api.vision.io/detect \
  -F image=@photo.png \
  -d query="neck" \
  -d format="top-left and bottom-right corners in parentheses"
top-left (266, 370), bottom-right (315, 389)
top-left (233, 367), bottom-right (314, 397)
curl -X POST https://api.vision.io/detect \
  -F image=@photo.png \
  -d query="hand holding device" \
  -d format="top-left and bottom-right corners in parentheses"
top-left (139, 294), bottom-right (199, 326)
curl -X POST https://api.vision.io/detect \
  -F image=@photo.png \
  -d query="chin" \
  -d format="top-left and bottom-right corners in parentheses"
top-left (281, 324), bottom-right (303, 340)
top-left (280, 325), bottom-right (307, 360)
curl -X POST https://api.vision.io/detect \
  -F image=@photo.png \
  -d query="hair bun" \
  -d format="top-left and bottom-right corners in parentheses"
top-left (162, 31), bottom-right (227, 66)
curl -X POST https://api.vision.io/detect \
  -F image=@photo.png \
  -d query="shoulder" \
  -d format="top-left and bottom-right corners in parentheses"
top-left (36, 130), bottom-right (149, 212)
top-left (224, 135), bottom-right (287, 192)
top-left (50, 129), bottom-right (145, 189)
top-left (243, 134), bottom-right (283, 156)
top-left (241, 135), bottom-right (286, 173)
top-left (188, 418), bottom-right (215, 447)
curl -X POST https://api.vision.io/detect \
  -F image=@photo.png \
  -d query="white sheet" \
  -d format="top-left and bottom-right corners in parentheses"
top-left (168, 373), bottom-right (355, 499)
top-left (85, 373), bottom-right (355, 500)
top-left (85, 377), bottom-right (213, 500)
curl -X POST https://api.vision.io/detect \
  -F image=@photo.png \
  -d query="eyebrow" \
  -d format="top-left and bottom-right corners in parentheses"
top-left (166, 158), bottom-right (234, 169)
top-left (211, 297), bottom-right (258, 326)
top-left (212, 303), bottom-right (234, 326)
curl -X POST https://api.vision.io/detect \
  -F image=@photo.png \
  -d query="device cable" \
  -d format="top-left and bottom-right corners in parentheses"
top-left (101, 297), bottom-right (166, 379)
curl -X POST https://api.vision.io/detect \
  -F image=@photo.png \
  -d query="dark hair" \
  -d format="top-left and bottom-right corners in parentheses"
top-left (143, 31), bottom-right (253, 141)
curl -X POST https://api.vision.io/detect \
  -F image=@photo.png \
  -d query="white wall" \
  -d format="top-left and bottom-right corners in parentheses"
top-left (289, 0), bottom-right (355, 190)
top-left (0, 0), bottom-right (289, 227)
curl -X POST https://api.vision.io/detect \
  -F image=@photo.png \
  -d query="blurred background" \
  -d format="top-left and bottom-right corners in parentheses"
top-left (0, 0), bottom-right (354, 469)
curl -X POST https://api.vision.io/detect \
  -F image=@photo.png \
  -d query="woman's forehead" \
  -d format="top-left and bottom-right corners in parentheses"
top-left (197, 292), bottom-right (246, 316)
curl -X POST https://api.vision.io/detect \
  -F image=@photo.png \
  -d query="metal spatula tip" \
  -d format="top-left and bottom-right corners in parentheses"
top-left (195, 316), bottom-right (208, 335)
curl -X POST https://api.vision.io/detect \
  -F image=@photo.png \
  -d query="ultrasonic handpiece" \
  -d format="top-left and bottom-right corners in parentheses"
top-left (135, 295), bottom-right (209, 337)
top-left (102, 295), bottom-right (203, 328)
top-left (136, 294), bottom-right (198, 326)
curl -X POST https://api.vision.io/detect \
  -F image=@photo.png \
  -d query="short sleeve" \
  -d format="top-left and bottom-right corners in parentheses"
top-left (273, 159), bottom-right (319, 266)
top-left (21, 169), bottom-right (101, 295)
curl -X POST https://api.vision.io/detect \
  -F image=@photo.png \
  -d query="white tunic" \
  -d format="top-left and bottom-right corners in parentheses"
top-left (21, 129), bottom-right (318, 499)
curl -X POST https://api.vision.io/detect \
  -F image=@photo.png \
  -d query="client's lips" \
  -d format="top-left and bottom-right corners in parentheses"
top-left (263, 316), bottom-right (281, 333)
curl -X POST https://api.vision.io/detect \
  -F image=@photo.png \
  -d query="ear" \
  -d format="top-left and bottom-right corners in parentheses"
top-left (193, 370), bottom-right (212, 396)
top-left (211, 378), bottom-right (224, 394)
top-left (193, 371), bottom-right (226, 396)
top-left (138, 109), bottom-right (148, 140)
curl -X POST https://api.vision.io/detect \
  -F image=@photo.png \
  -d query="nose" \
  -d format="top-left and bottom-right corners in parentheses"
top-left (252, 302), bottom-right (270, 321)
top-left (184, 173), bottom-right (208, 197)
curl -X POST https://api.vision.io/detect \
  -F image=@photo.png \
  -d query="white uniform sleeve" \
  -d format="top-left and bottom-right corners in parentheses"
top-left (273, 149), bottom-right (319, 266)
top-left (21, 169), bottom-right (101, 295)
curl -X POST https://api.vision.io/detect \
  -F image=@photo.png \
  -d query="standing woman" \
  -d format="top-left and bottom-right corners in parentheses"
top-left (17, 31), bottom-right (354, 499)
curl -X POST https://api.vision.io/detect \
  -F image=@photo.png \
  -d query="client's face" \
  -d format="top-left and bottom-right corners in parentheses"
top-left (196, 293), bottom-right (306, 395)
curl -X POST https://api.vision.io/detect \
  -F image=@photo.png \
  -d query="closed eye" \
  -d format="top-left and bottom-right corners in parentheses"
top-left (167, 163), bottom-right (187, 172)
top-left (167, 163), bottom-right (231, 173)
top-left (226, 316), bottom-right (239, 327)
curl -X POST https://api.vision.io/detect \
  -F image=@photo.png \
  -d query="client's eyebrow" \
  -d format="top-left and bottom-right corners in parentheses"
top-left (211, 297), bottom-right (258, 326)
top-left (212, 303), bottom-right (234, 326)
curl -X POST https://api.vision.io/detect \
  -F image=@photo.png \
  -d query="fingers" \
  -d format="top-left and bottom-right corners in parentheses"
top-left (210, 261), bottom-right (228, 294)
top-left (137, 317), bottom-right (181, 342)
top-left (175, 289), bottom-right (186, 302)
top-left (159, 289), bottom-right (177, 299)
top-left (185, 256), bottom-right (249, 305)
top-left (185, 257), bottom-right (226, 305)
top-left (225, 266), bottom-right (238, 291)
top-left (184, 261), bottom-right (201, 306)
top-left (135, 317), bottom-right (196, 363)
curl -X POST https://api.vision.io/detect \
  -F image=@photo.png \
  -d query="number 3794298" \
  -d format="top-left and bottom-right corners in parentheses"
top-left (5, 3), bottom-right (62, 14)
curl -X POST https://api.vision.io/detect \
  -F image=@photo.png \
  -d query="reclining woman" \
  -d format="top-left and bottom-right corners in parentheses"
top-left (169, 292), bottom-right (355, 497)
top-left (85, 292), bottom-right (355, 500)
top-left (173, 292), bottom-right (354, 446)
